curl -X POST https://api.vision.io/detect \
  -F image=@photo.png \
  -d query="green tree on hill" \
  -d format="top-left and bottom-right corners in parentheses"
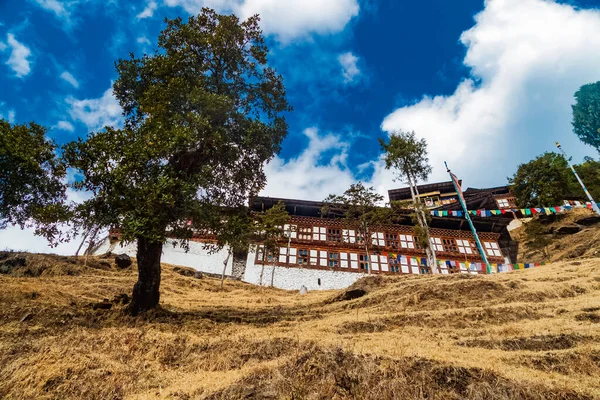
top-left (510, 152), bottom-right (584, 207)
top-left (0, 119), bottom-right (68, 243)
top-left (572, 81), bottom-right (600, 151)
top-left (63, 9), bottom-right (291, 315)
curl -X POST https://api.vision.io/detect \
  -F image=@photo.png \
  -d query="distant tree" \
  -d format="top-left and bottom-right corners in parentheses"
top-left (0, 119), bottom-right (68, 243)
top-left (322, 183), bottom-right (387, 275)
top-left (63, 9), bottom-right (291, 315)
top-left (509, 152), bottom-right (580, 208)
top-left (572, 157), bottom-right (600, 200)
top-left (572, 81), bottom-right (600, 151)
top-left (379, 131), bottom-right (438, 273)
top-left (254, 201), bottom-right (289, 286)
top-left (201, 206), bottom-right (254, 289)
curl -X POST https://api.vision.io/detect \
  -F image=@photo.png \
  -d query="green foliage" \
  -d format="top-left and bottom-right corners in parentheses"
top-left (410, 202), bottom-right (431, 249)
top-left (379, 130), bottom-right (432, 183)
top-left (63, 9), bottom-right (291, 246)
top-left (573, 157), bottom-right (600, 200)
top-left (322, 182), bottom-right (388, 259)
top-left (0, 119), bottom-right (68, 243)
top-left (572, 81), bottom-right (600, 151)
top-left (509, 152), bottom-right (581, 208)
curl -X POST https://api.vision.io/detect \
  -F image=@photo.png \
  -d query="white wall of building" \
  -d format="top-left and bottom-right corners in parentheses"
top-left (92, 238), bottom-right (233, 276)
top-left (242, 246), bottom-right (366, 291)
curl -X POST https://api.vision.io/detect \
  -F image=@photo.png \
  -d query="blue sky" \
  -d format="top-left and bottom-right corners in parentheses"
top-left (2, 0), bottom-right (600, 252)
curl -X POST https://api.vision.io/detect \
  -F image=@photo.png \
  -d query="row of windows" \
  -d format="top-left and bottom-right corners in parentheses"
top-left (282, 224), bottom-right (502, 257)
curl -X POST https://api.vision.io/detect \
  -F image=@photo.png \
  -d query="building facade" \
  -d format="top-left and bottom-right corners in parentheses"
top-left (93, 182), bottom-right (518, 291)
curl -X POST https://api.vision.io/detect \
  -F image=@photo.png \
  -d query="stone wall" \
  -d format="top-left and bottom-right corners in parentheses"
top-left (242, 246), bottom-right (366, 291)
top-left (92, 238), bottom-right (234, 276)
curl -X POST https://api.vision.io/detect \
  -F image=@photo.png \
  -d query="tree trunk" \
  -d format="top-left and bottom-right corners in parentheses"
top-left (407, 173), bottom-right (439, 274)
top-left (128, 237), bottom-right (163, 316)
top-left (259, 247), bottom-right (266, 287)
top-left (220, 249), bottom-right (232, 289)
top-left (75, 229), bottom-right (90, 257)
top-left (364, 244), bottom-right (372, 275)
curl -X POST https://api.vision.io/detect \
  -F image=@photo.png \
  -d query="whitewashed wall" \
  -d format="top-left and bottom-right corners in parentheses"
top-left (242, 245), bottom-right (366, 291)
top-left (92, 238), bottom-right (233, 276)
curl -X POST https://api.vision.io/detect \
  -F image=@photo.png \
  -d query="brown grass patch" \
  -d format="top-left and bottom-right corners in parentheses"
top-left (205, 346), bottom-right (591, 400)
top-left (458, 334), bottom-right (588, 352)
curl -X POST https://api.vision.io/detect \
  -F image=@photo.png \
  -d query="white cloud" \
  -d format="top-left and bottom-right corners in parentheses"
top-left (1, 107), bottom-right (16, 124)
top-left (60, 71), bottom-right (79, 88)
top-left (66, 86), bottom-right (122, 132)
top-left (0, 187), bottom-right (93, 255)
top-left (137, 36), bottom-right (151, 45)
top-left (164, 0), bottom-right (359, 42)
top-left (33, 0), bottom-right (69, 19)
top-left (137, 0), bottom-right (158, 19)
top-left (5, 34), bottom-right (32, 78)
top-left (381, 0), bottom-right (600, 188)
top-left (338, 51), bottom-right (360, 83)
top-left (56, 120), bottom-right (75, 132)
top-left (261, 127), bottom-right (355, 200)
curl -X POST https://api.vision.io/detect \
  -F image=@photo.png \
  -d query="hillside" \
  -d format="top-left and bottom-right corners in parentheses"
top-left (513, 209), bottom-right (600, 263)
top-left (0, 252), bottom-right (599, 399)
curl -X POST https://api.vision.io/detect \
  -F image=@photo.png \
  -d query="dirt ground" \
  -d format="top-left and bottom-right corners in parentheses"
top-left (0, 252), bottom-right (599, 399)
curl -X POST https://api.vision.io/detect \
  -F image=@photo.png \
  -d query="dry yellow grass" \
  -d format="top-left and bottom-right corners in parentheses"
top-left (0, 252), bottom-right (599, 399)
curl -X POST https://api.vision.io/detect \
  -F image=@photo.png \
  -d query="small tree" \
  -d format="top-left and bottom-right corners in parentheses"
top-left (63, 9), bottom-right (291, 315)
top-left (572, 81), bottom-right (600, 152)
top-left (509, 152), bottom-right (580, 208)
top-left (205, 206), bottom-right (254, 289)
top-left (0, 119), bottom-right (68, 243)
top-left (254, 201), bottom-right (289, 286)
top-left (379, 131), bottom-right (438, 273)
top-left (322, 183), bottom-right (387, 275)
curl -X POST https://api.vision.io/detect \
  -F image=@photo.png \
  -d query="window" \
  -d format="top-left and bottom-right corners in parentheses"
top-left (312, 227), bottom-right (327, 241)
top-left (256, 245), bottom-right (275, 263)
top-left (386, 233), bottom-right (399, 248)
top-left (298, 249), bottom-right (309, 265)
top-left (443, 238), bottom-right (458, 253)
top-left (327, 228), bottom-right (342, 242)
top-left (318, 278), bottom-right (321, 286)
top-left (369, 253), bottom-right (389, 272)
top-left (400, 234), bottom-right (415, 249)
top-left (359, 254), bottom-right (369, 271)
top-left (389, 256), bottom-right (399, 273)
top-left (484, 242), bottom-right (502, 257)
top-left (371, 232), bottom-right (385, 246)
top-left (342, 229), bottom-right (356, 243)
top-left (278, 247), bottom-right (297, 264)
top-left (283, 224), bottom-right (297, 239)
top-left (497, 198), bottom-right (510, 208)
top-left (430, 237), bottom-right (444, 252)
top-left (328, 252), bottom-right (339, 268)
top-left (309, 250), bottom-right (328, 266)
top-left (298, 227), bottom-right (312, 241)
top-left (456, 239), bottom-right (474, 255)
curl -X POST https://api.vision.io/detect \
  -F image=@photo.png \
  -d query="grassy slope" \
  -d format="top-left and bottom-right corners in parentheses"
top-left (0, 253), bottom-right (599, 399)
top-left (514, 209), bottom-right (600, 264)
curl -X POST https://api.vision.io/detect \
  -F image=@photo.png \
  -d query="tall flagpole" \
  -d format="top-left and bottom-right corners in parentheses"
top-left (445, 162), bottom-right (492, 274)
top-left (556, 141), bottom-right (600, 216)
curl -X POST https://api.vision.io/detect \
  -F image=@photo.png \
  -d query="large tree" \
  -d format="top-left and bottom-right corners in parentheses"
top-left (322, 182), bottom-right (387, 275)
top-left (379, 131), bottom-right (438, 274)
top-left (572, 81), bottom-right (600, 151)
top-left (509, 152), bottom-right (580, 208)
top-left (63, 9), bottom-right (291, 315)
top-left (0, 119), bottom-right (68, 243)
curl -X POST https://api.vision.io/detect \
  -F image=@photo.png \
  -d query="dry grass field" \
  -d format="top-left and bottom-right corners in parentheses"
top-left (0, 251), bottom-right (599, 399)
